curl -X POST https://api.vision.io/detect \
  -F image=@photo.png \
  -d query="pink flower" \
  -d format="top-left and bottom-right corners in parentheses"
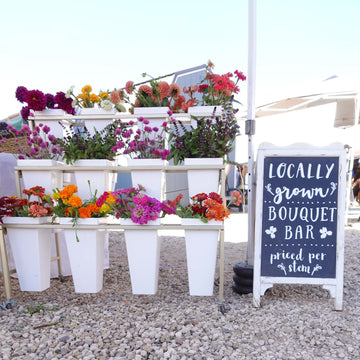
top-left (110, 90), bottom-right (121, 104)
top-left (29, 204), bottom-right (48, 217)
top-left (125, 81), bottom-right (134, 94)
top-left (158, 81), bottom-right (171, 98)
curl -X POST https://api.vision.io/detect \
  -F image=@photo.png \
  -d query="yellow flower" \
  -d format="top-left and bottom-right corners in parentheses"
top-left (82, 85), bottom-right (92, 93)
top-left (99, 92), bottom-right (109, 100)
top-left (90, 94), bottom-right (100, 103)
top-left (52, 192), bottom-right (59, 200)
top-left (100, 203), bottom-right (110, 213)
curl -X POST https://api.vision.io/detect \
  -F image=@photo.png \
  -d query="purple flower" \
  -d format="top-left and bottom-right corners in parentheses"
top-left (20, 106), bottom-right (32, 121)
top-left (55, 91), bottom-right (75, 115)
top-left (131, 205), bottom-right (150, 224)
top-left (42, 125), bottom-right (51, 134)
top-left (152, 127), bottom-right (159, 132)
top-left (15, 86), bottom-right (28, 103)
top-left (25, 89), bottom-right (47, 111)
top-left (45, 93), bottom-right (55, 109)
top-left (144, 126), bottom-right (152, 132)
top-left (143, 118), bottom-right (149, 125)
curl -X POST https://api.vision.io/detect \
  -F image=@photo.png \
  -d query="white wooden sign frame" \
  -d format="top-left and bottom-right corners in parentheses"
top-left (253, 143), bottom-right (346, 310)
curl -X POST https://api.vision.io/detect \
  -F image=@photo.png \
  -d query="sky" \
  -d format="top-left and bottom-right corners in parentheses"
top-left (1, 0), bottom-right (360, 119)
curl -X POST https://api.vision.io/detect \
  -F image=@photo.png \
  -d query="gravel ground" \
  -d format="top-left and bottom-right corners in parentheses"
top-left (0, 216), bottom-right (360, 360)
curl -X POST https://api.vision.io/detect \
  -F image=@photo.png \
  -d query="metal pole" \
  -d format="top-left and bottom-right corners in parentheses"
top-left (246, 0), bottom-right (257, 266)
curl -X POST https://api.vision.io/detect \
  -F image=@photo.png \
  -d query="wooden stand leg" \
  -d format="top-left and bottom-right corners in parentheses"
top-left (0, 227), bottom-right (12, 301)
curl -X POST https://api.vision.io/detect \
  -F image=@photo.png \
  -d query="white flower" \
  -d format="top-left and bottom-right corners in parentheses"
top-left (101, 99), bottom-right (113, 111)
top-left (65, 85), bottom-right (75, 99)
top-left (265, 225), bottom-right (277, 239)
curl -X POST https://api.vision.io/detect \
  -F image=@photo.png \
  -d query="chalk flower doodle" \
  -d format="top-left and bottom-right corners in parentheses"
top-left (330, 182), bottom-right (337, 195)
top-left (265, 225), bottom-right (277, 239)
top-left (319, 227), bottom-right (332, 239)
top-left (265, 183), bottom-right (274, 195)
top-left (277, 263), bottom-right (287, 275)
top-left (311, 264), bottom-right (322, 276)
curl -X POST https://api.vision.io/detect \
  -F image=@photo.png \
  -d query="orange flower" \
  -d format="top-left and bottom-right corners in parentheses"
top-left (158, 81), bottom-right (171, 98)
top-left (78, 206), bottom-right (91, 218)
top-left (204, 198), bottom-right (230, 221)
top-left (59, 184), bottom-right (78, 200)
top-left (87, 203), bottom-right (100, 215)
top-left (68, 195), bottom-right (82, 208)
top-left (138, 85), bottom-right (153, 97)
top-left (64, 207), bottom-right (74, 217)
top-left (99, 92), bottom-right (109, 100)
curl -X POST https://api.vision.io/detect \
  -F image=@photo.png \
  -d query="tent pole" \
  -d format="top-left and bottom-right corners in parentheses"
top-left (246, 0), bottom-right (257, 266)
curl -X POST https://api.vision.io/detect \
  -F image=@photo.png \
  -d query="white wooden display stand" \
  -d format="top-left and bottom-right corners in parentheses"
top-left (253, 143), bottom-right (346, 311)
top-left (0, 162), bottom-right (226, 307)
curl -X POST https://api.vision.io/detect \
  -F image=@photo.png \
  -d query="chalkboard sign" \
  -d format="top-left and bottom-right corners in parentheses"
top-left (253, 143), bottom-right (346, 310)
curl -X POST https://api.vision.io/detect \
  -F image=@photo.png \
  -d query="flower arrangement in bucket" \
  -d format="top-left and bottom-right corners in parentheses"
top-left (15, 86), bottom-right (76, 121)
top-left (96, 185), bottom-right (178, 224)
top-left (182, 61), bottom-right (247, 108)
top-left (112, 117), bottom-right (170, 160)
top-left (175, 192), bottom-right (231, 223)
top-left (118, 77), bottom-right (183, 113)
top-left (51, 184), bottom-right (112, 240)
top-left (167, 99), bottom-right (240, 164)
top-left (0, 123), bottom-right (63, 160)
top-left (65, 85), bottom-right (126, 112)
top-left (0, 186), bottom-right (53, 223)
top-left (57, 121), bottom-right (124, 164)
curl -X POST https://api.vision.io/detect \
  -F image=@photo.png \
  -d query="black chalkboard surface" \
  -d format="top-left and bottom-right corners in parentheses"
top-left (261, 156), bottom-right (339, 278)
top-left (253, 143), bottom-right (346, 310)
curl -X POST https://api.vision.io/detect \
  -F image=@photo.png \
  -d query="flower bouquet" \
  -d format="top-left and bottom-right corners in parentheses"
top-left (0, 186), bottom-right (54, 291)
top-left (96, 185), bottom-right (177, 225)
top-left (97, 185), bottom-right (177, 295)
top-left (0, 123), bottom-right (63, 160)
top-left (65, 85), bottom-right (126, 112)
top-left (112, 117), bottom-right (171, 199)
top-left (174, 191), bottom-right (232, 296)
top-left (118, 78), bottom-right (183, 113)
top-left (15, 86), bottom-right (75, 121)
top-left (0, 186), bottom-right (53, 223)
top-left (52, 184), bottom-right (111, 234)
top-left (175, 192), bottom-right (230, 223)
top-left (51, 184), bottom-right (111, 293)
top-left (58, 121), bottom-right (122, 164)
top-left (168, 97), bottom-right (240, 165)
